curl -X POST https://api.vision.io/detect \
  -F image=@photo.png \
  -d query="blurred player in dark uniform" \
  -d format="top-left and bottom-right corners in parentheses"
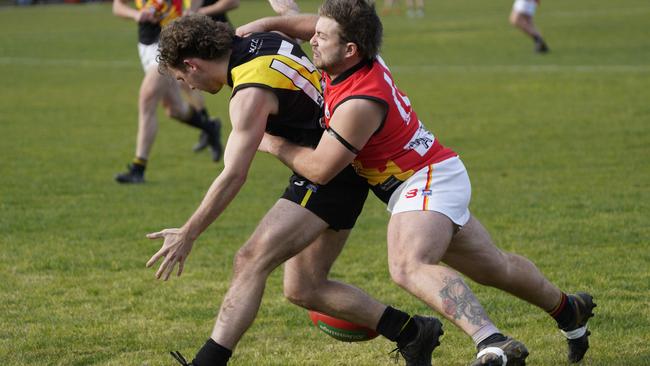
top-left (147, 14), bottom-right (444, 366)
top-left (112, 0), bottom-right (238, 183)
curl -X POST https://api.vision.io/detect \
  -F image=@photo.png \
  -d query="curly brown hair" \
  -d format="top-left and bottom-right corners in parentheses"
top-left (158, 14), bottom-right (235, 72)
top-left (319, 0), bottom-right (382, 60)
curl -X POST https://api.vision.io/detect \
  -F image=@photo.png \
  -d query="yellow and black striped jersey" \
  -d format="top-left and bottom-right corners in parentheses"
top-left (228, 33), bottom-right (325, 147)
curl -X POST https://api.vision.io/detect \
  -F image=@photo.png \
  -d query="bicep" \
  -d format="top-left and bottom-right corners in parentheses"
top-left (305, 100), bottom-right (384, 181)
top-left (223, 88), bottom-right (278, 174)
top-left (327, 98), bottom-right (385, 155)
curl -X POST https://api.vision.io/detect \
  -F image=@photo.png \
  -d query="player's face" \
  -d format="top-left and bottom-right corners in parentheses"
top-left (310, 17), bottom-right (347, 72)
top-left (170, 65), bottom-right (224, 94)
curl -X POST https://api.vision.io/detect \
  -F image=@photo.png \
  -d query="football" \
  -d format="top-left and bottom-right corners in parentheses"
top-left (308, 310), bottom-right (379, 342)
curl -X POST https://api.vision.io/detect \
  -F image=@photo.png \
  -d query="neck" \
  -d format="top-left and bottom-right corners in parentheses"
top-left (326, 56), bottom-right (363, 80)
top-left (328, 57), bottom-right (370, 85)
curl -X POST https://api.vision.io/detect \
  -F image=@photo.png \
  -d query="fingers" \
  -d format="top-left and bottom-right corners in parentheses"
top-left (146, 247), bottom-right (166, 268)
top-left (146, 231), bottom-right (165, 239)
top-left (177, 257), bottom-right (185, 277)
top-left (155, 254), bottom-right (173, 280)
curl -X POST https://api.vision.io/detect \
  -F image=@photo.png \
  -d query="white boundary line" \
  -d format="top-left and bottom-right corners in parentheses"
top-left (1, 57), bottom-right (649, 73)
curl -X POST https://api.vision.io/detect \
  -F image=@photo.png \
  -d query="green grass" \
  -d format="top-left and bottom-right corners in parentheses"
top-left (1, 0), bottom-right (649, 365)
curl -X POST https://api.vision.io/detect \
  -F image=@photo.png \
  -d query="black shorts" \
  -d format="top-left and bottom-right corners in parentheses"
top-left (281, 165), bottom-right (369, 230)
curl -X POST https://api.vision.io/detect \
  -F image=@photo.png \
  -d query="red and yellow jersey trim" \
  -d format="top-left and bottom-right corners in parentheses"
top-left (135, 0), bottom-right (184, 26)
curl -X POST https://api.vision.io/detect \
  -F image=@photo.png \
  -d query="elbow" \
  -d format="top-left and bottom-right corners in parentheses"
top-left (309, 170), bottom-right (335, 186)
top-left (229, 171), bottom-right (248, 187)
top-left (229, 0), bottom-right (240, 10)
top-left (221, 166), bottom-right (248, 187)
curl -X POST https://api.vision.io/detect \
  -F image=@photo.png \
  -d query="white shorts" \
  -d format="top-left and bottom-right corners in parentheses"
top-left (387, 156), bottom-right (471, 226)
top-left (513, 0), bottom-right (537, 16)
top-left (137, 42), bottom-right (160, 71)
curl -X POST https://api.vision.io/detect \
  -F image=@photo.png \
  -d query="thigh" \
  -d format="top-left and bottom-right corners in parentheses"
top-left (160, 76), bottom-right (185, 111)
top-left (284, 228), bottom-right (351, 288)
top-left (442, 215), bottom-right (507, 278)
top-left (387, 210), bottom-right (455, 265)
top-left (241, 198), bottom-right (330, 269)
top-left (140, 67), bottom-right (172, 102)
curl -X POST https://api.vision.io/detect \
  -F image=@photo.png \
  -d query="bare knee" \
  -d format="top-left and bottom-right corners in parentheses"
top-left (284, 278), bottom-right (320, 309)
top-left (389, 258), bottom-right (423, 290)
top-left (163, 101), bottom-right (187, 120)
top-left (232, 244), bottom-right (270, 279)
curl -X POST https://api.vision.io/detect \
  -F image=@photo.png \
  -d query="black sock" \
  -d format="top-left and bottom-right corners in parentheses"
top-left (376, 306), bottom-right (417, 345)
top-left (477, 333), bottom-right (507, 350)
top-left (131, 157), bottom-right (146, 172)
top-left (183, 108), bottom-right (212, 132)
top-left (199, 108), bottom-right (210, 121)
top-left (192, 338), bottom-right (232, 366)
top-left (550, 292), bottom-right (575, 329)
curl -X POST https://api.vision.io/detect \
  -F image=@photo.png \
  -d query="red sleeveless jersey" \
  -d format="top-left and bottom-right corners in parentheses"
top-left (322, 57), bottom-right (456, 200)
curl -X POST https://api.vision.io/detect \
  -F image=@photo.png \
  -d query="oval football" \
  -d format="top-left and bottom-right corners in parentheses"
top-left (308, 310), bottom-right (379, 342)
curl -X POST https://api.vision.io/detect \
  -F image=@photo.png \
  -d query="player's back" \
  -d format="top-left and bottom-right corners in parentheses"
top-left (228, 32), bottom-right (325, 147)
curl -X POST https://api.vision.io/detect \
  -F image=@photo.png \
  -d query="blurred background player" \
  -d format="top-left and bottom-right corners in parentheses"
top-left (382, 0), bottom-right (424, 18)
top-left (111, 0), bottom-right (239, 184)
top-left (510, 0), bottom-right (549, 53)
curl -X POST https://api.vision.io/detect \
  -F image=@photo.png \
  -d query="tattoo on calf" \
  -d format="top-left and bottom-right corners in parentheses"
top-left (439, 276), bottom-right (489, 326)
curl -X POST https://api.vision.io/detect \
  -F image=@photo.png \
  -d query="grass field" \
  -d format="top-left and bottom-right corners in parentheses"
top-left (1, 0), bottom-right (649, 365)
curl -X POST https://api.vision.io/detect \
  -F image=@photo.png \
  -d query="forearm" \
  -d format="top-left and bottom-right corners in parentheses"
top-left (112, 0), bottom-right (139, 21)
top-left (255, 14), bottom-right (317, 41)
top-left (198, 0), bottom-right (239, 16)
top-left (182, 170), bottom-right (247, 240)
top-left (272, 142), bottom-right (333, 184)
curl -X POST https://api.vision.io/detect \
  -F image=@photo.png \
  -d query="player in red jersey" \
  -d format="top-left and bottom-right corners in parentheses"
top-left (240, 1), bottom-right (594, 364)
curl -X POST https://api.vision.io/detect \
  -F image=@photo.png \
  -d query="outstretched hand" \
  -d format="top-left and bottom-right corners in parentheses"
top-left (146, 228), bottom-right (195, 281)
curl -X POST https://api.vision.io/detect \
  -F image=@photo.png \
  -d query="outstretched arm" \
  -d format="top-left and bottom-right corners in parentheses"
top-left (112, 0), bottom-right (158, 23)
top-left (197, 0), bottom-right (240, 17)
top-left (236, 14), bottom-right (318, 40)
top-left (146, 87), bottom-right (278, 280)
top-left (260, 99), bottom-right (385, 184)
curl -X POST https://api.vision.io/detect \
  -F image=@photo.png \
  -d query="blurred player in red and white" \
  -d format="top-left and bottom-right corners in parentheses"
top-left (111, 0), bottom-right (238, 183)
top-left (510, 0), bottom-right (549, 53)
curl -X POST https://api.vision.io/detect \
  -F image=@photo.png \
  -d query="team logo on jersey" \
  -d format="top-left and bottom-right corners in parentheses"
top-left (249, 38), bottom-right (263, 54)
top-left (421, 189), bottom-right (433, 196)
top-left (404, 121), bottom-right (434, 157)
